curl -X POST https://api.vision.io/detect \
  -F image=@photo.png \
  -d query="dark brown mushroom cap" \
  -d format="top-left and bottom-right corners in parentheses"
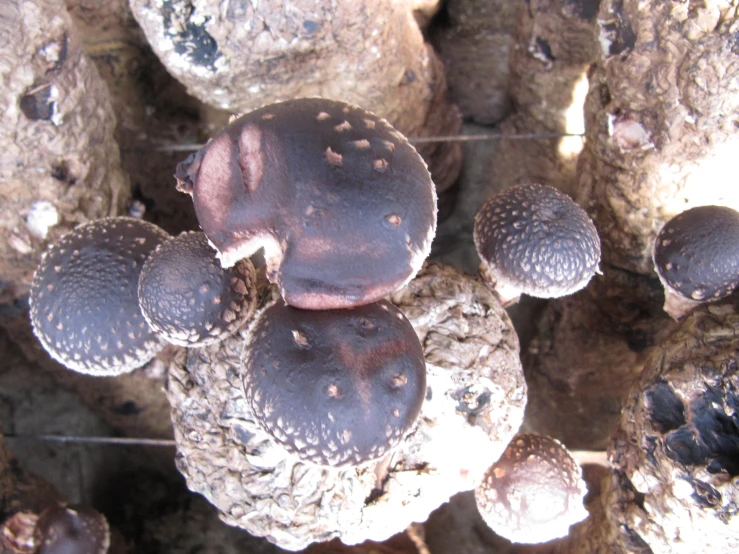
top-left (474, 433), bottom-right (588, 544)
top-left (473, 184), bottom-right (601, 298)
top-left (242, 299), bottom-right (426, 467)
top-left (29, 217), bottom-right (169, 376)
top-left (175, 97), bottom-right (437, 310)
top-left (653, 205), bottom-right (739, 302)
top-left (138, 232), bottom-right (257, 347)
top-left (34, 504), bottom-right (110, 554)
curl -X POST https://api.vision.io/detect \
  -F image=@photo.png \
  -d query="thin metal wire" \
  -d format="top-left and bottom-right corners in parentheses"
top-left (4, 433), bottom-right (176, 447)
top-left (153, 132), bottom-right (585, 153)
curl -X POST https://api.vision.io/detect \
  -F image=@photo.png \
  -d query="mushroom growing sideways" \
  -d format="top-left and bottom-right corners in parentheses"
top-left (652, 205), bottom-right (739, 320)
top-left (242, 299), bottom-right (426, 467)
top-left (175, 97), bottom-right (437, 310)
top-left (474, 433), bottom-right (588, 544)
top-left (473, 183), bottom-right (601, 304)
top-left (29, 217), bottom-right (170, 376)
top-left (138, 231), bottom-right (258, 347)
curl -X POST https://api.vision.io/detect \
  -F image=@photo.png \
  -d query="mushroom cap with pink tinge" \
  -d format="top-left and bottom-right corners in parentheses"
top-left (175, 97), bottom-right (437, 310)
top-left (474, 433), bottom-right (588, 544)
top-left (474, 184), bottom-right (601, 299)
top-left (138, 232), bottom-right (257, 347)
top-left (241, 299), bottom-right (426, 467)
top-left (653, 205), bottom-right (739, 303)
top-left (29, 217), bottom-right (170, 376)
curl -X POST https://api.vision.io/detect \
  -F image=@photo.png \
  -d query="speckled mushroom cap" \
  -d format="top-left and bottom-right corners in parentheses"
top-left (35, 504), bottom-right (110, 554)
top-left (474, 433), bottom-right (588, 544)
top-left (174, 97), bottom-right (437, 310)
top-left (138, 232), bottom-right (258, 347)
top-left (29, 217), bottom-right (169, 376)
top-left (242, 299), bottom-right (426, 467)
top-left (473, 183), bottom-right (601, 300)
top-left (653, 205), bottom-right (739, 303)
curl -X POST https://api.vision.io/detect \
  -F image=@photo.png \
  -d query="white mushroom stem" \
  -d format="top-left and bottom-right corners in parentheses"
top-left (661, 287), bottom-right (706, 321)
top-left (570, 450), bottom-right (610, 468)
top-left (478, 263), bottom-right (522, 307)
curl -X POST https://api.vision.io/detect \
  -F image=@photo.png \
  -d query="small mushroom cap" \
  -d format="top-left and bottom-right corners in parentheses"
top-left (653, 205), bottom-right (739, 303)
top-left (473, 184), bottom-right (601, 299)
top-left (138, 232), bottom-right (258, 347)
top-left (474, 433), bottom-right (588, 544)
top-left (175, 97), bottom-right (437, 310)
top-left (242, 299), bottom-right (426, 467)
top-left (29, 217), bottom-right (169, 376)
top-left (34, 504), bottom-right (110, 554)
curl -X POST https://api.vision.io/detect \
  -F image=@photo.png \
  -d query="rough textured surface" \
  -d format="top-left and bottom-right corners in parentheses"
top-left (474, 434), bottom-right (588, 544)
top-left (30, 218), bottom-right (169, 376)
top-left (523, 265), bottom-right (677, 449)
top-left (168, 262), bottom-right (525, 551)
top-left (605, 297), bottom-right (739, 554)
top-left (474, 183), bottom-right (601, 300)
top-left (576, 0), bottom-right (739, 274)
top-left (488, 0), bottom-right (600, 198)
top-left (429, 0), bottom-right (516, 124)
top-left (64, 0), bottom-right (207, 236)
top-left (139, 232), bottom-right (258, 347)
top-left (0, 0), bottom-right (130, 308)
top-left (128, 0), bottom-right (462, 192)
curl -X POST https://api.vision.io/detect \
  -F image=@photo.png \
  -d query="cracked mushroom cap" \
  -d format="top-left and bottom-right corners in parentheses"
top-left (29, 217), bottom-right (169, 376)
top-left (174, 97), bottom-right (437, 310)
top-left (138, 232), bottom-right (258, 347)
top-left (473, 184), bottom-right (601, 302)
top-left (474, 433), bottom-right (588, 544)
top-left (242, 299), bottom-right (426, 467)
top-left (653, 205), bottom-right (739, 304)
top-left (35, 504), bottom-right (110, 554)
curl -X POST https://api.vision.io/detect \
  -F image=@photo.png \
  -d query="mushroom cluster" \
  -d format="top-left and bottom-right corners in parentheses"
top-left (171, 96), bottom-right (439, 471)
top-left (29, 219), bottom-right (259, 376)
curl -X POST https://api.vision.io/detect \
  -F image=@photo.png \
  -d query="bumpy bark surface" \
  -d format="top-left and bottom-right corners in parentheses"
top-left (430, 0), bottom-right (517, 124)
top-left (523, 265), bottom-right (677, 449)
top-left (488, 0), bottom-right (600, 198)
top-left (127, 0), bottom-right (462, 191)
top-left (65, 0), bottom-right (209, 235)
top-left (0, 0), bottom-right (129, 307)
top-left (604, 297), bottom-right (739, 554)
top-left (168, 262), bottom-right (526, 551)
top-left (576, 0), bottom-right (739, 274)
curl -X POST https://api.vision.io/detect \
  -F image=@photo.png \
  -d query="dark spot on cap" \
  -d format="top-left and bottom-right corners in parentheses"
top-left (242, 299), bottom-right (426, 467)
top-left (20, 81), bottom-right (54, 121)
top-left (644, 381), bottom-right (686, 433)
top-left (178, 98), bottom-right (437, 310)
top-left (473, 183), bottom-right (601, 299)
top-left (474, 433), bottom-right (587, 543)
top-left (653, 206), bottom-right (739, 303)
top-left (138, 232), bottom-right (257, 347)
top-left (29, 217), bottom-right (169, 376)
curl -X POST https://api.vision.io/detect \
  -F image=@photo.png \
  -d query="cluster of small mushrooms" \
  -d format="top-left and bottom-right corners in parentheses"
top-left (24, 94), bottom-right (739, 549)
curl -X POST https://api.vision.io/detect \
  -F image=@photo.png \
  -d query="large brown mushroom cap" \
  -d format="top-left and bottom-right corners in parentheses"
top-left (474, 183), bottom-right (601, 302)
top-left (474, 433), bottom-right (588, 544)
top-left (29, 217), bottom-right (169, 376)
top-left (242, 299), bottom-right (426, 467)
top-left (34, 504), bottom-right (110, 554)
top-left (138, 231), bottom-right (258, 347)
top-left (175, 98), bottom-right (437, 310)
